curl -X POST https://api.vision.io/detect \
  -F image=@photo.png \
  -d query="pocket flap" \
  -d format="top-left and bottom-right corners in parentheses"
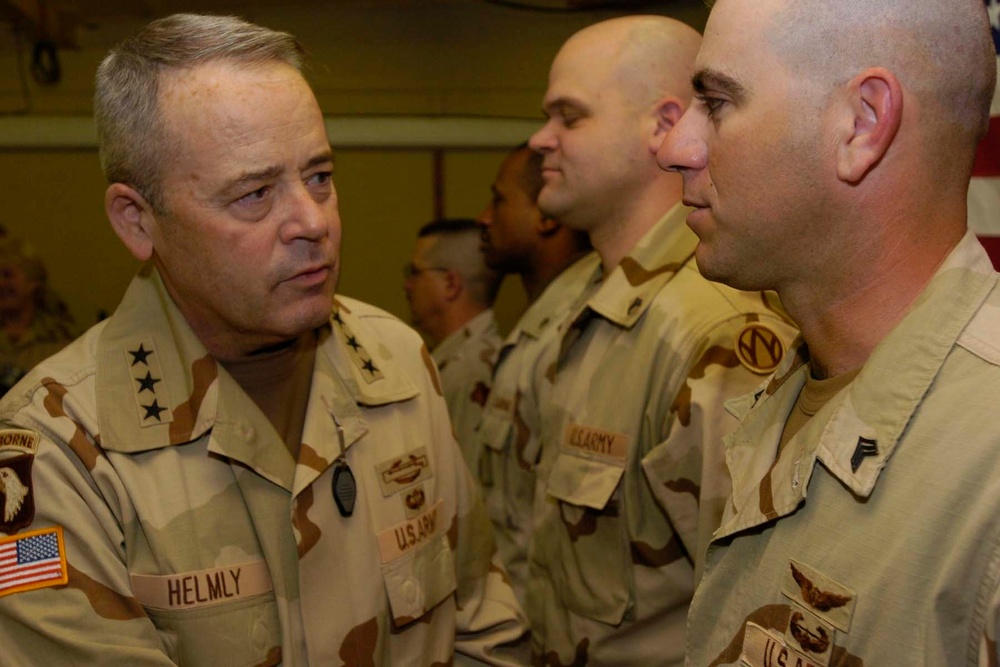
top-left (381, 531), bottom-right (457, 625)
top-left (546, 450), bottom-right (624, 511)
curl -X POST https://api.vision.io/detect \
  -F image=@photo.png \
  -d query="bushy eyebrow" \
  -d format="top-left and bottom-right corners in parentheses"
top-left (692, 68), bottom-right (748, 104)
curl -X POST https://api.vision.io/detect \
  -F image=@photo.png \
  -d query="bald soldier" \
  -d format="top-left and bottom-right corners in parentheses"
top-left (525, 16), bottom-right (798, 665)
top-left (0, 14), bottom-right (526, 665)
top-left (659, 0), bottom-right (1000, 664)
top-left (475, 144), bottom-right (596, 607)
top-left (404, 219), bottom-right (503, 471)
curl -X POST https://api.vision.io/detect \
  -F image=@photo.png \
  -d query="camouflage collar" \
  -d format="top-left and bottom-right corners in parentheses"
top-left (96, 265), bottom-right (417, 456)
top-left (719, 231), bottom-right (998, 537)
top-left (579, 203), bottom-right (697, 329)
top-left (513, 252), bottom-right (600, 342)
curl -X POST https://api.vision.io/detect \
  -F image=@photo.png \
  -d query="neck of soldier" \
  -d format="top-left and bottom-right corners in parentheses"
top-left (779, 214), bottom-right (966, 380)
top-left (590, 175), bottom-right (682, 275)
top-left (429, 300), bottom-right (488, 351)
top-left (520, 245), bottom-right (591, 304)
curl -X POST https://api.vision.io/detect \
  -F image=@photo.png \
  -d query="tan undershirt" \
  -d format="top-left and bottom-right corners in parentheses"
top-left (221, 332), bottom-right (317, 459)
top-left (778, 365), bottom-right (861, 455)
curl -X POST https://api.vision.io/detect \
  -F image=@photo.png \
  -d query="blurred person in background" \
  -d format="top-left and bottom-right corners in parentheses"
top-left (404, 218), bottom-right (503, 471)
top-left (0, 235), bottom-right (77, 396)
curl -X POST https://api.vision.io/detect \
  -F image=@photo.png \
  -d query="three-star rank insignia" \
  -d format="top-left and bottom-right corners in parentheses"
top-left (331, 306), bottom-right (384, 384)
top-left (735, 322), bottom-right (785, 375)
top-left (124, 339), bottom-right (174, 427)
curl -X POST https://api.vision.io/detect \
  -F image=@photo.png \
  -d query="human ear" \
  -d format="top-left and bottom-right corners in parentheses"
top-left (537, 216), bottom-right (560, 238)
top-left (837, 68), bottom-right (902, 184)
top-left (650, 97), bottom-right (685, 153)
top-left (106, 183), bottom-right (157, 261)
top-left (442, 270), bottom-right (462, 301)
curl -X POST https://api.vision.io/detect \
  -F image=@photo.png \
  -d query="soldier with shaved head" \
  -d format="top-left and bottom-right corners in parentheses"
top-left (524, 15), bottom-right (797, 665)
top-left (658, 0), bottom-right (1000, 663)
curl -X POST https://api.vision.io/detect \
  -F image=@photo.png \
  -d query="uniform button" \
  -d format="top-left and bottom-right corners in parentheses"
top-left (402, 578), bottom-right (419, 607)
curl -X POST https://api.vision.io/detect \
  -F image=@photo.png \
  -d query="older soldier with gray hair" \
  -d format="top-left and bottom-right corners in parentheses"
top-left (0, 13), bottom-right (526, 666)
top-left (525, 15), bottom-right (797, 666)
top-left (659, 0), bottom-right (1000, 663)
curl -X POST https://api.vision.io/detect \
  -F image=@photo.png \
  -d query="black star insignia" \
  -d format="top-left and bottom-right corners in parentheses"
top-left (129, 344), bottom-right (154, 366)
top-left (135, 371), bottom-right (161, 394)
top-left (347, 336), bottom-right (361, 351)
top-left (142, 399), bottom-right (167, 422)
top-left (362, 359), bottom-right (378, 375)
top-left (332, 311), bottom-right (344, 325)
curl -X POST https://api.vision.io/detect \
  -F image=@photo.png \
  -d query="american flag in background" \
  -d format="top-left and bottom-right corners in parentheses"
top-left (0, 527), bottom-right (67, 597)
top-left (971, 0), bottom-right (1000, 267)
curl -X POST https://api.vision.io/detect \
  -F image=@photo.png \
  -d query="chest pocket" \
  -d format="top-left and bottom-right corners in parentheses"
top-left (542, 450), bottom-right (629, 625)
top-left (478, 405), bottom-right (515, 489)
top-left (379, 501), bottom-right (458, 626)
top-left (142, 590), bottom-right (281, 666)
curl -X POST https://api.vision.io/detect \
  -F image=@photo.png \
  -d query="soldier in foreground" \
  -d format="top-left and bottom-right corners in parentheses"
top-left (658, 0), bottom-right (1000, 663)
top-left (0, 14), bottom-right (526, 665)
top-left (475, 143), bottom-right (596, 607)
top-left (524, 15), bottom-right (797, 665)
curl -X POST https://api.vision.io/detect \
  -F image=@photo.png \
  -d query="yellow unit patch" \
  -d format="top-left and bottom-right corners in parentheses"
top-left (735, 322), bottom-right (785, 374)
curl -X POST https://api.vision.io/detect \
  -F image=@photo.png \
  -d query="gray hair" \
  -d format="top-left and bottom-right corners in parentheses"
top-left (418, 219), bottom-right (502, 307)
top-left (94, 14), bottom-right (305, 214)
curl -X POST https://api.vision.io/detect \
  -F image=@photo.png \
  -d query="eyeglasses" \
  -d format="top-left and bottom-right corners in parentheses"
top-left (402, 263), bottom-right (449, 280)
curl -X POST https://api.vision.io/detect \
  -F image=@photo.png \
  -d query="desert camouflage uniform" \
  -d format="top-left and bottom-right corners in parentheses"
top-left (687, 231), bottom-right (1000, 666)
top-left (527, 204), bottom-right (798, 666)
top-left (432, 309), bottom-right (501, 473)
top-left (0, 265), bottom-right (527, 666)
top-left (478, 252), bottom-right (600, 607)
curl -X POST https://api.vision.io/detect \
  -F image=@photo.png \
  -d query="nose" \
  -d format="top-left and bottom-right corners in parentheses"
top-left (529, 120), bottom-right (556, 154)
top-left (476, 203), bottom-right (494, 228)
top-left (281, 181), bottom-right (336, 244)
top-left (656, 107), bottom-right (709, 174)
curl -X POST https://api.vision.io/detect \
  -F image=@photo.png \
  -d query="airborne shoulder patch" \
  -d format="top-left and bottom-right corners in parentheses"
top-left (0, 429), bottom-right (40, 534)
top-left (735, 323), bottom-right (785, 375)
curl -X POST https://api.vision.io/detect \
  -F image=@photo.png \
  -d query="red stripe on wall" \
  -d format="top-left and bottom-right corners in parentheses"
top-left (973, 116), bottom-right (1000, 178)
top-left (977, 235), bottom-right (1000, 270)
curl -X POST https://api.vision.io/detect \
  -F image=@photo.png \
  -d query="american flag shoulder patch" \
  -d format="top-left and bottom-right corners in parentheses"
top-left (0, 526), bottom-right (68, 598)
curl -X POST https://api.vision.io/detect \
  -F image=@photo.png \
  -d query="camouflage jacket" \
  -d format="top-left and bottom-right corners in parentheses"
top-left (432, 310), bottom-right (501, 474)
top-left (687, 231), bottom-right (1000, 666)
top-left (478, 252), bottom-right (600, 608)
top-left (528, 204), bottom-right (798, 666)
top-left (0, 265), bottom-right (527, 666)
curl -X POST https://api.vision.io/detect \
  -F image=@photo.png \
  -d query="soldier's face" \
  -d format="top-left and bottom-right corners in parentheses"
top-left (148, 61), bottom-right (340, 357)
top-left (656, 0), bottom-right (830, 292)
top-left (528, 38), bottom-right (650, 233)
top-left (403, 236), bottom-right (448, 338)
top-left (0, 262), bottom-right (38, 315)
top-left (477, 150), bottom-right (541, 274)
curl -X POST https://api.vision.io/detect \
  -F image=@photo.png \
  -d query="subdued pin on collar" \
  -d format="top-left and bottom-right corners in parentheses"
top-left (125, 338), bottom-right (174, 427)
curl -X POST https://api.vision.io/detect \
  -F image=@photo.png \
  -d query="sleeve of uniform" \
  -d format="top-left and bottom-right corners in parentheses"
top-left (420, 346), bottom-right (531, 666)
top-left (641, 312), bottom-right (796, 584)
top-left (0, 387), bottom-right (176, 664)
